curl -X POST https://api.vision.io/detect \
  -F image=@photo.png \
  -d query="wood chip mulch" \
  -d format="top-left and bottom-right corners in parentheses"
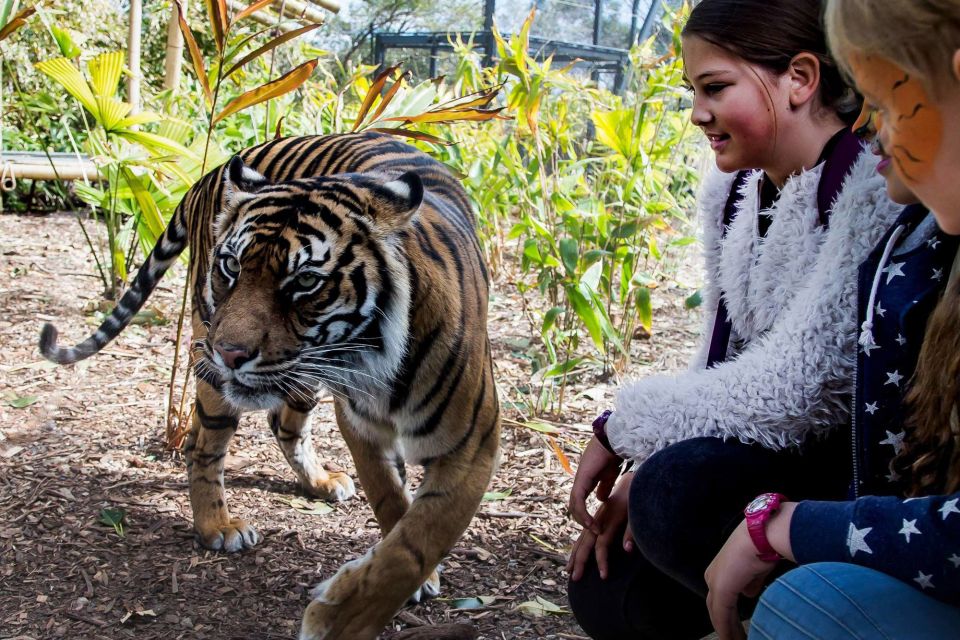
top-left (0, 211), bottom-right (699, 639)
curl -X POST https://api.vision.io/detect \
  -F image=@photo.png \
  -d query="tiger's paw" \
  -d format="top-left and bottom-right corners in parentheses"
top-left (407, 567), bottom-right (441, 604)
top-left (304, 471), bottom-right (355, 503)
top-left (196, 518), bottom-right (260, 552)
top-left (301, 550), bottom-right (379, 640)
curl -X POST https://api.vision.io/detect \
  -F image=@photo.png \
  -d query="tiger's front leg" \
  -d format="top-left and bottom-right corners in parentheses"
top-left (184, 380), bottom-right (259, 552)
top-left (299, 417), bottom-right (499, 640)
top-left (268, 403), bottom-right (355, 502)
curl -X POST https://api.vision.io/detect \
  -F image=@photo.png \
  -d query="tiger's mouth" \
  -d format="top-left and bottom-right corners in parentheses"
top-left (194, 354), bottom-right (322, 411)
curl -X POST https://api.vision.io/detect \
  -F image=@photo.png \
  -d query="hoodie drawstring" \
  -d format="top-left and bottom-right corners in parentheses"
top-left (859, 225), bottom-right (906, 349)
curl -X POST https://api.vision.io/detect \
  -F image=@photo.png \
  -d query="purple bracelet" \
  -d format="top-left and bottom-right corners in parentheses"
top-left (592, 409), bottom-right (618, 456)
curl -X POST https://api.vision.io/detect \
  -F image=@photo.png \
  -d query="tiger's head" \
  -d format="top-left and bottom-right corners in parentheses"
top-left (196, 156), bottom-right (421, 411)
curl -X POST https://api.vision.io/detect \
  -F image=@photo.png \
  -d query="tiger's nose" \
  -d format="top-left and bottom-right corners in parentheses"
top-left (215, 343), bottom-right (255, 370)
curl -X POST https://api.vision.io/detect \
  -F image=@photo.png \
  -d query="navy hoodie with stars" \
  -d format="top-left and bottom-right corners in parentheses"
top-left (791, 204), bottom-right (960, 603)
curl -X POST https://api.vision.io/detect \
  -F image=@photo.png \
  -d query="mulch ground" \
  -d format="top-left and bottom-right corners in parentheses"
top-left (0, 211), bottom-right (700, 639)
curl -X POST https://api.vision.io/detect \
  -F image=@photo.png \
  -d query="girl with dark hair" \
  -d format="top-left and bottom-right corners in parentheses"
top-left (566, 0), bottom-right (902, 637)
top-left (700, 2), bottom-right (960, 639)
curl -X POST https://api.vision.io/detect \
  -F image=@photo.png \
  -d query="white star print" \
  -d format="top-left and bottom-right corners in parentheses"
top-left (940, 499), bottom-right (960, 520)
top-left (882, 261), bottom-right (906, 283)
top-left (880, 430), bottom-right (906, 455)
top-left (900, 519), bottom-right (921, 543)
top-left (914, 571), bottom-right (935, 590)
top-left (847, 523), bottom-right (873, 557)
top-left (895, 333), bottom-right (907, 346)
top-left (885, 370), bottom-right (904, 387)
top-left (949, 554), bottom-right (960, 568)
top-left (865, 402), bottom-right (879, 415)
top-left (861, 341), bottom-right (880, 356)
top-left (928, 237), bottom-right (941, 249)
top-left (932, 268), bottom-right (944, 281)
top-left (875, 302), bottom-right (887, 318)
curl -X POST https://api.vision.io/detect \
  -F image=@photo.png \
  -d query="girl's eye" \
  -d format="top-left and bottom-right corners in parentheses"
top-left (704, 83), bottom-right (727, 95)
top-left (223, 256), bottom-right (241, 276)
top-left (295, 273), bottom-right (319, 289)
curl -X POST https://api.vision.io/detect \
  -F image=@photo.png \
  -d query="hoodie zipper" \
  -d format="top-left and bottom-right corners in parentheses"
top-left (851, 361), bottom-right (860, 499)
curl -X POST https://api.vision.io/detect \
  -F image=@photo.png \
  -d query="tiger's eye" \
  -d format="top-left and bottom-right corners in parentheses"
top-left (224, 256), bottom-right (241, 275)
top-left (296, 273), bottom-right (318, 289)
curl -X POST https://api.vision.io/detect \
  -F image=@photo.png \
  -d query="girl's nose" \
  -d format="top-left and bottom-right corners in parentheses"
top-left (690, 94), bottom-right (712, 127)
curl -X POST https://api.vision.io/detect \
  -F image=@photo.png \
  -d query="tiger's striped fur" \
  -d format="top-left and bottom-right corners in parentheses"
top-left (39, 133), bottom-right (501, 640)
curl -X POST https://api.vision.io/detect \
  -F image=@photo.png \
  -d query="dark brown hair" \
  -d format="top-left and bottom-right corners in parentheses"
top-left (896, 274), bottom-right (960, 495)
top-left (683, 0), bottom-right (859, 123)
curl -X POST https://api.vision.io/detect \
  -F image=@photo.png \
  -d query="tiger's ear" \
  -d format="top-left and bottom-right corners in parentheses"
top-left (369, 171), bottom-right (423, 232)
top-left (217, 156), bottom-right (270, 237)
top-left (223, 155), bottom-right (270, 206)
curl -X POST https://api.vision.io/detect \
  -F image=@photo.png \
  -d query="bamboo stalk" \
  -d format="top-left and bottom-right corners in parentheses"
top-left (127, 0), bottom-right (143, 114)
top-left (163, 0), bottom-right (185, 93)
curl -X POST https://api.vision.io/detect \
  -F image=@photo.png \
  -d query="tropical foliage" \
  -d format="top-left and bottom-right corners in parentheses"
top-left (2, 0), bottom-right (703, 416)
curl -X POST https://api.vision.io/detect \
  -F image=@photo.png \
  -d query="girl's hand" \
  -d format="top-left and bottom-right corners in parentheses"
top-left (567, 471), bottom-right (635, 581)
top-left (705, 503), bottom-right (797, 640)
top-left (568, 436), bottom-right (623, 534)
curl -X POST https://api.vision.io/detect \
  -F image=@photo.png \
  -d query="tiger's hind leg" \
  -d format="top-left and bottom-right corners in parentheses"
top-left (300, 406), bottom-right (500, 640)
top-left (185, 380), bottom-right (259, 552)
top-left (268, 403), bottom-right (355, 502)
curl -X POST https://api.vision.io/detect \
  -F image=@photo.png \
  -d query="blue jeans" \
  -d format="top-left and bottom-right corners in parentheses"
top-left (751, 563), bottom-right (960, 639)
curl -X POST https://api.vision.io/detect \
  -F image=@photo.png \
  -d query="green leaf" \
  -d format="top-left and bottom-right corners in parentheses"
top-left (685, 290), bottom-right (703, 310)
top-left (567, 285), bottom-right (604, 354)
top-left (289, 497), bottom-right (333, 516)
top-left (541, 306), bottom-right (564, 335)
top-left (98, 507), bottom-right (126, 537)
top-left (580, 261), bottom-right (603, 293)
top-left (8, 395), bottom-right (38, 408)
top-left (451, 596), bottom-right (496, 610)
top-left (482, 489), bottom-right (512, 502)
top-left (558, 238), bottom-right (578, 277)
top-left (636, 287), bottom-right (653, 332)
top-left (521, 421), bottom-right (559, 435)
top-left (35, 57), bottom-right (98, 116)
top-left (50, 25), bottom-right (81, 58)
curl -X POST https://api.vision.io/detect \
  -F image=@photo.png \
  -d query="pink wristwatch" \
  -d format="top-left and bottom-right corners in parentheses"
top-left (744, 493), bottom-right (787, 562)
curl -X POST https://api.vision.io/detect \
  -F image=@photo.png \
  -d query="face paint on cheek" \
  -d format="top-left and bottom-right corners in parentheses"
top-left (850, 54), bottom-right (943, 184)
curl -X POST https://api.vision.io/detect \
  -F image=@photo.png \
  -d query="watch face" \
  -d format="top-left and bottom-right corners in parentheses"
top-left (745, 494), bottom-right (776, 516)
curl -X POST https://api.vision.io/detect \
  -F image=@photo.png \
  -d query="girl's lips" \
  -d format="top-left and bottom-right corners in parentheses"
top-left (877, 156), bottom-right (892, 174)
top-left (707, 134), bottom-right (730, 151)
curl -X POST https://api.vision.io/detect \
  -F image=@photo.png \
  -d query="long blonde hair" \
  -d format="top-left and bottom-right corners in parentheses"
top-left (824, 0), bottom-right (960, 93)
top-left (826, 0), bottom-right (960, 495)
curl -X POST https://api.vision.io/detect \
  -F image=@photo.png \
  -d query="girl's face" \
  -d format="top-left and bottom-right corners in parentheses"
top-left (849, 52), bottom-right (960, 233)
top-left (853, 104), bottom-right (919, 206)
top-left (682, 35), bottom-right (789, 174)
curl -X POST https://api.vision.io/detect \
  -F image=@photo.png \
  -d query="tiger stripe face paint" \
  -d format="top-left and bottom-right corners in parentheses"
top-left (849, 53), bottom-right (942, 186)
top-left (848, 50), bottom-right (960, 232)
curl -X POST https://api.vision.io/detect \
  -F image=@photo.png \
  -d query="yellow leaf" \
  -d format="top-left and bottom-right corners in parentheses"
top-left (368, 127), bottom-right (449, 146)
top-left (205, 0), bottom-right (229, 53)
top-left (234, 0), bottom-right (274, 22)
top-left (174, 0), bottom-right (213, 106)
top-left (224, 23), bottom-right (322, 78)
top-left (213, 59), bottom-right (317, 124)
top-left (367, 70), bottom-right (409, 124)
top-left (35, 57), bottom-right (98, 117)
top-left (352, 64), bottom-right (400, 132)
top-left (547, 436), bottom-right (573, 475)
top-left (382, 107), bottom-right (508, 125)
top-left (88, 51), bottom-right (124, 98)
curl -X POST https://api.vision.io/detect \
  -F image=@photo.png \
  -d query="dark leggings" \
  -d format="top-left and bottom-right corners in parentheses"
top-left (567, 435), bottom-right (851, 640)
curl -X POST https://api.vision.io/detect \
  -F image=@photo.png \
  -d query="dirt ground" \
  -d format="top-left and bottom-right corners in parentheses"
top-left (0, 211), bottom-right (701, 639)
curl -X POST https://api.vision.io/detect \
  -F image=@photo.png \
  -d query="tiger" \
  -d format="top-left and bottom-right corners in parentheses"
top-left (39, 132), bottom-right (501, 640)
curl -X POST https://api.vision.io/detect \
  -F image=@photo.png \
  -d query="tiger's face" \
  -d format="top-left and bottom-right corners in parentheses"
top-left (196, 157), bottom-right (421, 411)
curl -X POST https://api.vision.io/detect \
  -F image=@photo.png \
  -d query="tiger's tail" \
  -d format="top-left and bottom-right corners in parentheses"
top-left (40, 206), bottom-right (190, 364)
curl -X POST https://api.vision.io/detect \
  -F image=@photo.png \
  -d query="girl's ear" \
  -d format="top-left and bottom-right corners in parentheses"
top-left (952, 49), bottom-right (960, 84)
top-left (786, 52), bottom-right (821, 109)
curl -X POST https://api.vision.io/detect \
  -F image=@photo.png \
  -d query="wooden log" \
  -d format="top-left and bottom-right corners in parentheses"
top-left (389, 623), bottom-right (479, 640)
